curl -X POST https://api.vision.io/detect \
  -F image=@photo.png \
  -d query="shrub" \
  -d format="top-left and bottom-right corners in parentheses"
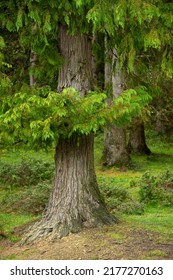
top-left (1, 181), bottom-right (51, 214)
top-left (138, 171), bottom-right (173, 206)
top-left (0, 157), bottom-right (54, 188)
top-left (98, 176), bottom-right (144, 215)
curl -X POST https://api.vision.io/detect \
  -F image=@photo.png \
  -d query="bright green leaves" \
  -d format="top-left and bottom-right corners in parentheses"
top-left (117, 33), bottom-right (136, 73)
top-left (112, 86), bottom-right (151, 126)
top-left (16, 8), bottom-right (24, 31)
top-left (0, 36), bottom-right (5, 49)
top-left (0, 36), bottom-right (12, 97)
top-left (0, 36), bottom-right (5, 62)
top-left (70, 91), bottom-right (107, 135)
top-left (87, 0), bottom-right (172, 80)
top-left (114, 0), bottom-right (126, 28)
top-left (144, 29), bottom-right (161, 50)
top-left (87, 1), bottom-right (116, 35)
top-left (161, 49), bottom-right (173, 79)
top-left (0, 36), bottom-right (5, 67)
top-left (128, 0), bottom-right (160, 25)
top-left (0, 86), bottom-right (151, 148)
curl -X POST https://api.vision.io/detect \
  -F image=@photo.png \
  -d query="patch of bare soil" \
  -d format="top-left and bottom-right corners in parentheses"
top-left (0, 223), bottom-right (173, 260)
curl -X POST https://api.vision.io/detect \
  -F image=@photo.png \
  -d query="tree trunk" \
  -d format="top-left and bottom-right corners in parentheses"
top-left (103, 42), bottom-right (130, 166)
top-left (103, 125), bottom-right (130, 166)
top-left (24, 134), bottom-right (115, 243)
top-left (29, 48), bottom-right (37, 86)
top-left (29, 24), bottom-right (37, 86)
top-left (23, 25), bottom-right (116, 243)
top-left (128, 120), bottom-right (151, 155)
top-left (57, 24), bottom-right (94, 96)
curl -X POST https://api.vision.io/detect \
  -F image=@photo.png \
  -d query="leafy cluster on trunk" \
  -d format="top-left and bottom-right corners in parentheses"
top-left (0, 86), bottom-right (151, 149)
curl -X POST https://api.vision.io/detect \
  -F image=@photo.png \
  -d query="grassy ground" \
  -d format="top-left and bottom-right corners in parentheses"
top-left (94, 132), bottom-right (173, 242)
top-left (0, 131), bottom-right (173, 259)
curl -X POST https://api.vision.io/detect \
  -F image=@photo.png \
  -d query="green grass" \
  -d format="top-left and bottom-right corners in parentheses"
top-left (0, 212), bottom-right (39, 240)
top-left (1, 254), bottom-right (18, 260)
top-left (0, 131), bottom-right (173, 243)
top-left (94, 131), bottom-right (173, 240)
top-left (145, 249), bottom-right (168, 259)
top-left (0, 148), bottom-right (54, 164)
top-left (109, 233), bottom-right (126, 240)
top-left (122, 206), bottom-right (173, 235)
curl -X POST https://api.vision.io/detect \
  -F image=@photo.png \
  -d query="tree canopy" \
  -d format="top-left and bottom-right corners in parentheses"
top-left (0, 0), bottom-right (172, 148)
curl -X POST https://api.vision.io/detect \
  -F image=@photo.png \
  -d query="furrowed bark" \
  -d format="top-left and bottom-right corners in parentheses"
top-left (24, 134), bottom-right (116, 243)
top-left (23, 25), bottom-right (116, 244)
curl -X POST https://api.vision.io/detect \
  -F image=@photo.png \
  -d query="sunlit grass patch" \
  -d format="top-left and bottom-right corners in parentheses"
top-left (1, 254), bottom-right (17, 260)
top-left (109, 233), bottom-right (125, 240)
top-left (0, 212), bottom-right (39, 237)
top-left (122, 206), bottom-right (173, 235)
top-left (0, 149), bottom-right (53, 164)
top-left (145, 249), bottom-right (168, 259)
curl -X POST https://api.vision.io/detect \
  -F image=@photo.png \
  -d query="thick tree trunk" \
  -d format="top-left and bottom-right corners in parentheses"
top-left (24, 134), bottom-right (115, 243)
top-left (23, 25), bottom-right (116, 243)
top-left (103, 43), bottom-right (130, 166)
top-left (57, 24), bottom-right (94, 96)
top-left (128, 120), bottom-right (151, 155)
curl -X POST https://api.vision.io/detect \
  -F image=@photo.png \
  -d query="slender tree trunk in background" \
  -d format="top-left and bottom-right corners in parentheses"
top-left (103, 125), bottom-right (130, 166)
top-left (29, 23), bottom-right (37, 86)
top-left (103, 43), bottom-right (130, 166)
top-left (156, 115), bottom-right (166, 134)
top-left (128, 119), bottom-right (151, 155)
top-left (29, 48), bottom-right (37, 86)
top-left (24, 25), bottom-right (116, 243)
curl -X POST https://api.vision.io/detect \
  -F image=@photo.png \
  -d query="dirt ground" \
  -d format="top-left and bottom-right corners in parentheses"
top-left (0, 222), bottom-right (173, 260)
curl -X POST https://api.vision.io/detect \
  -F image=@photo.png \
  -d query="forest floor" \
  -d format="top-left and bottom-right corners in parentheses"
top-left (0, 217), bottom-right (173, 260)
top-left (0, 133), bottom-right (173, 260)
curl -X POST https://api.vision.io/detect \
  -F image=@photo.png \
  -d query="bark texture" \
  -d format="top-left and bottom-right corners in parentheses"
top-left (103, 125), bottom-right (130, 166)
top-left (23, 26), bottom-right (116, 243)
top-left (24, 135), bottom-right (115, 243)
top-left (103, 42), bottom-right (130, 166)
top-left (128, 120), bottom-right (151, 155)
top-left (57, 25), bottom-right (94, 96)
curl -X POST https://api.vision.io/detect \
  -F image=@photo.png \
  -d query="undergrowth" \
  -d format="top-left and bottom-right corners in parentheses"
top-left (0, 157), bottom-right (54, 187)
top-left (0, 131), bottom-right (173, 242)
top-left (98, 176), bottom-right (144, 215)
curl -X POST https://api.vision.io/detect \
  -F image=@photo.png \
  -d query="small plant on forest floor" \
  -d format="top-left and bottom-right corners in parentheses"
top-left (98, 176), bottom-right (144, 215)
top-left (0, 157), bottom-right (54, 188)
top-left (0, 181), bottom-right (51, 214)
top-left (137, 170), bottom-right (173, 206)
top-left (146, 249), bottom-right (168, 259)
top-left (109, 233), bottom-right (125, 240)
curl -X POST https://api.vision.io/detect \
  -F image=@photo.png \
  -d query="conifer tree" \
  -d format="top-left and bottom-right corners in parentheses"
top-left (0, 0), bottom-right (172, 242)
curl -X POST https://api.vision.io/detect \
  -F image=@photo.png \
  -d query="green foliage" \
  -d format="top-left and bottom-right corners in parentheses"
top-left (138, 171), bottom-right (173, 205)
top-left (87, 0), bottom-right (173, 78)
top-left (1, 181), bottom-right (51, 214)
top-left (0, 212), bottom-right (37, 237)
top-left (0, 156), bottom-right (53, 214)
top-left (0, 86), bottom-right (151, 148)
top-left (0, 35), bottom-right (5, 68)
top-left (0, 36), bottom-right (5, 49)
top-left (0, 157), bottom-right (54, 187)
top-left (98, 176), bottom-right (144, 215)
top-left (0, 0), bottom-right (172, 152)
